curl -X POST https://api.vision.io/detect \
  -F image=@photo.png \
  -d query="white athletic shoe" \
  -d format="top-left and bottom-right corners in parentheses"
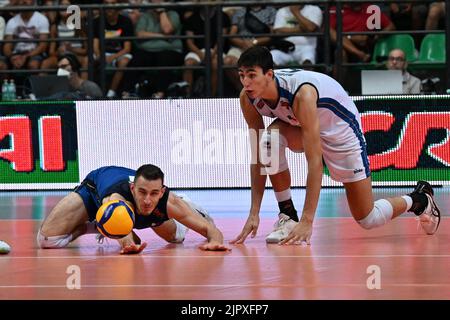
top-left (266, 213), bottom-right (297, 243)
top-left (417, 193), bottom-right (441, 235)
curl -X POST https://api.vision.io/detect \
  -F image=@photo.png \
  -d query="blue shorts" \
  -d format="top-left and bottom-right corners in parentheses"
top-left (74, 179), bottom-right (101, 222)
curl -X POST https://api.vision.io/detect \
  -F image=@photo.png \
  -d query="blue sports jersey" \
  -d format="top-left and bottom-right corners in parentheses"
top-left (75, 166), bottom-right (171, 228)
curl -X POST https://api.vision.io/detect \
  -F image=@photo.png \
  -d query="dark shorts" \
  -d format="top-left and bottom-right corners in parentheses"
top-left (74, 179), bottom-right (101, 222)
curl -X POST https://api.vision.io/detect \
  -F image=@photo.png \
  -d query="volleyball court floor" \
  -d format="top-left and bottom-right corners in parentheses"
top-left (0, 188), bottom-right (449, 300)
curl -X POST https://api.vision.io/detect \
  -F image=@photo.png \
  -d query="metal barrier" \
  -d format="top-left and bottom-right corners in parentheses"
top-left (0, 0), bottom-right (448, 97)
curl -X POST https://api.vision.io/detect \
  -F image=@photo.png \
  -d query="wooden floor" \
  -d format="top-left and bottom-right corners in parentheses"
top-left (0, 188), bottom-right (449, 300)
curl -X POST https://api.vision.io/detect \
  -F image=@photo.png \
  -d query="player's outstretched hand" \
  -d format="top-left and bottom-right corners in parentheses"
top-left (279, 220), bottom-right (313, 245)
top-left (199, 241), bottom-right (231, 251)
top-left (120, 241), bottom-right (148, 254)
top-left (230, 214), bottom-right (260, 244)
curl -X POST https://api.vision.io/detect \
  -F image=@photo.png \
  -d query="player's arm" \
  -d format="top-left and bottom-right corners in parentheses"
top-left (101, 193), bottom-right (146, 254)
top-left (281, 84), bottom-right (322, 245)
top-left (230, 90), bottom-right (266, 244)
top-left (167, 194), bottom-right (230, 251)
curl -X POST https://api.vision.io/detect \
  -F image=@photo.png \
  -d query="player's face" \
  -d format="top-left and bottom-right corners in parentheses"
top-left (238, 66), bottom-right (273, 99)
top-left (130, 177), bottom-right (165, 215)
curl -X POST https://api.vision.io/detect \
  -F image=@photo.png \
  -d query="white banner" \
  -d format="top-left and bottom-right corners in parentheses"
top-left (76, 99), bottom-right (318, 188)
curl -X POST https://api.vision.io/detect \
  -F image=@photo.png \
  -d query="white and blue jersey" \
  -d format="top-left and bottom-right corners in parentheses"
top-left (248, 68), bottom-right (370, 183)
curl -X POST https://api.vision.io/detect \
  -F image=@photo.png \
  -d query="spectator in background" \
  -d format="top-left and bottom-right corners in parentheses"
top-left (223, 4), bottom-right (276, 93)
top-left (425, 2), bottom-right (445, 30)
top-left (389, 2), bottom-right (429, 31)
top-left (0, 15), bottom-right (7, 80)
top-left (271, 4), bottom-right (322, 67)
top-left (3, 0), bottom-right (49, 73)
top-left (50, 53), bottom-right (103, 99)
top-left (93, 0), bottom-right (134, 98)
top-left (386, 48), bottom-right (421, 94)
top-left (122, 0), bottom-right (184, 99)
top-left (329, 3), bottom-right (395, 63)
top-left (1, 0), bottom-right (20, 23)
top-left (183, 4), bottom-right (230, 97)
top-left (121, 0), bottom-right (145, 26)
top-left (40, 0), bottom-right (89, 79)
top-left (42, 0), bottom-right (57, 26)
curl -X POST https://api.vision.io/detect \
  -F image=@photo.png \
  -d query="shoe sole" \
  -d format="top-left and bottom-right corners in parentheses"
top-left (419, 194), bottom-right (441, 235)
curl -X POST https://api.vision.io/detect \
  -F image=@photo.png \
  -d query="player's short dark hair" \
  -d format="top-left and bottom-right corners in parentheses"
top-left (135, 164), bottom-right (164, 184)
top-left (237, 45), bottom-right (274, 74)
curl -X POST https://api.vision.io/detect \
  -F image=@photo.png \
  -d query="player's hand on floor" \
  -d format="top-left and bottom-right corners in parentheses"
top-left (279, 220), bottom-right (313, 245)
top-left (230, 214), bottom-right (260, 244)
top-left (199, 241), bottom-right (231, 251)
top-left (120, 241), bottom-right (147, 254)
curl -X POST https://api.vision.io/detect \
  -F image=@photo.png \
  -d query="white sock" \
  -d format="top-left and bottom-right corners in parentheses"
top-left (173, 220), bottom-right (188, 242)
top-left (106, 89), bottom-right (116, 98)
top-left (275, 189), bottom-right (292, 202)
top-left (401, 195), bottom-right (413, 212)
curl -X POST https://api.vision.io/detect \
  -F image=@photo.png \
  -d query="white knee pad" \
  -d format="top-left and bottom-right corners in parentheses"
top-left (37, 229), bottom-right (73, 248)
top-left (169, 220), bottom-right (188, 243)
top-left (357, 199), bottom-right (394, 230)
top-left (259, 129), bottom-right (288, 175)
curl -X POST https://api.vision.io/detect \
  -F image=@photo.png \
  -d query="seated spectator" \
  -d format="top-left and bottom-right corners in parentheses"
top-left (121, 0), bottom-right (184, 99)
top-left (3, 0), bottom-right (49, 73)
top-left (223, 4), bottom-right (276, 93)
top-left (42, 0), bottom-right (57, 26)
top-left (386, 48), bottom-right (421, 94)
top-left (389, 2), bottom-right (428, 31)
top-left (50, 53), bottom-right (103, 99)
top-left (425, 2), bottom-right (445, 30)
top-left (329, 3), bottom-right (395, 62)
top-left (93, 0), bottom-right (134, 98)
top-left (183, 5), bottom-right (230, 97)
top-left (40, 0), bottom-right (88, 79)
top-left (0, 15), bottom-right (8, 81)
top-left (271, 4), bottom-right (322, 66)
top-left (121, 0), bottom-right (144, 26)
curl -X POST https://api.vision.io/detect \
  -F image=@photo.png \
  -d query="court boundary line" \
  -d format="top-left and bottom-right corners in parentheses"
top-left (1, 283), bottom-right (450, 289)
top-left (4, 254), bottom-right (450, 259)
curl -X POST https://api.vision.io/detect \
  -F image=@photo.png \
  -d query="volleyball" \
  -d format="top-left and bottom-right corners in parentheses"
top-left (95, 200), bottom-right (135, 239)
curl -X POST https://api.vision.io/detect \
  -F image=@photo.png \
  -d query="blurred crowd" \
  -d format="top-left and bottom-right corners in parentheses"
top-left (0, 0), bottom-right (446, 99)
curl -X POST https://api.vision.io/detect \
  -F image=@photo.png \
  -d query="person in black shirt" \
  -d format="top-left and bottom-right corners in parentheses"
top-left (94, 0), bottom-right (134, 98)
top-left (183, 5), bottom-right (230, 97)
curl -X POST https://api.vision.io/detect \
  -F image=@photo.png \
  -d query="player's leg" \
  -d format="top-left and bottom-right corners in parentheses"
top-left (344, 177), bottom-right (406, 224)
top-left (344, 174), bottom-right (441, 234)
top-left (261, 120), bottom-right (304, 242)
top-left (152, 219), bottom-right (186, 243)
top-left (37, 192), bottom-right (91, 248)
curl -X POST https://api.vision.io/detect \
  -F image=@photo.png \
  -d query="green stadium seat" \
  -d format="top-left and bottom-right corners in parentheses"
top-left (371, 34), bottom-right (418, 63)
top-left (417, 34), bottom-right (445, 63)
top-left (409, 34), bottom-right (446, 70)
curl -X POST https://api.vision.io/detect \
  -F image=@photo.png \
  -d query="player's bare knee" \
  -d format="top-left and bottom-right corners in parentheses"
top-left (37, 229), bottom-right (73, 249)
top-left (356, 199), bottom-right (393, 230)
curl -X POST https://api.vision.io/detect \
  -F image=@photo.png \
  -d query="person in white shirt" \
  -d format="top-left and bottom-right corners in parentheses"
top-left (3, 0), bottom-right (49, 71)
top-left (270, 5), bottom-right (323, 66)
top-left (231, 46), bottom-right (441, 246)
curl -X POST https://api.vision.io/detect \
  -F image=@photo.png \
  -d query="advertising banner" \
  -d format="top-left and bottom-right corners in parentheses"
top-left (0, 101), bottom-right (79, 190)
